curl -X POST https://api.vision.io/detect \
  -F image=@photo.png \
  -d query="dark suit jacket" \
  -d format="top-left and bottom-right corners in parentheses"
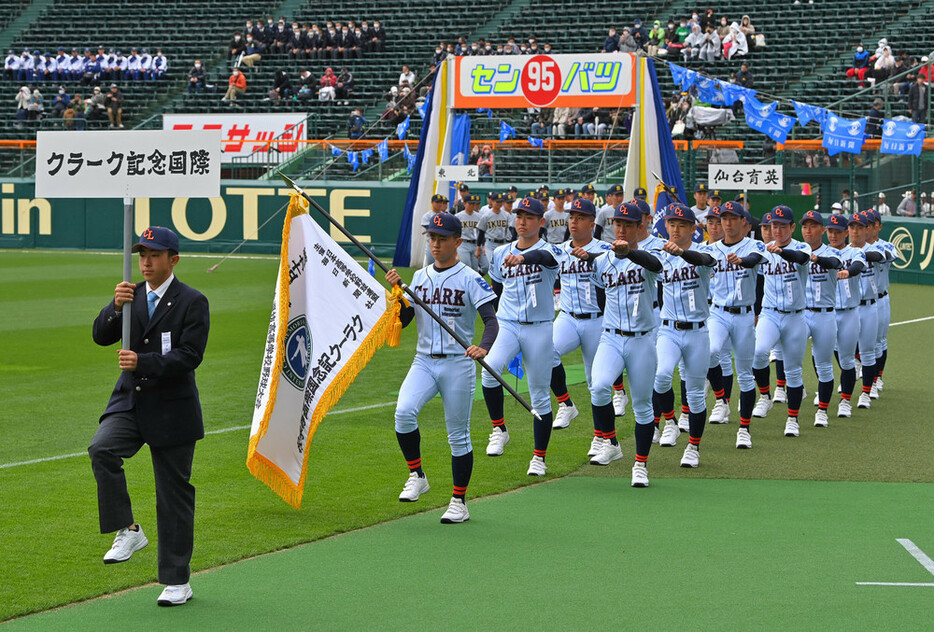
top-left (93, 277), bottom-right (210, 447)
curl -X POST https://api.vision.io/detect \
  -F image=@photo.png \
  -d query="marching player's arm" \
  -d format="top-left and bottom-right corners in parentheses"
top-left (511, 249), bottom-right (558, 267)
top-left (811, 254), bottom-right (843, 269)
top-left (385, 269), bottom-right (416, 328)
top-left (593, 224), bottom-right (604, 240)
top-left (679, 249), bottom-right (716, 267)
top-left (839, 259), bottom-right (865, 279)
top-left (625, 248), bottom-right (662, 273)
top-left (597, 287), bottom-right (606, 312)
top-left (466, 302), bottom-right (499, 359)
top-left (476, 228), bottom-right (486, 248)
top-left (726, 251), bottom-right (764, 268)
top-left (865, 250), bottom-right (884, 262)
top-left (775, 247), bottom-right (810, 265)
top-left (755, 276), bottom-right (764, 316)
top-left (508, 226), bottom-right (518, 241)
top-left (563, 227), bottom-right (570, 242)
top-left (490, 279), bottom-right (504, 298)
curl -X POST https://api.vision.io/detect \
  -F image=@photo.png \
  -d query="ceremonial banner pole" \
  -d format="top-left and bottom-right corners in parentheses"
top-left (121, 196), bottom-right (133, 358)
top-left (278, 172), bottom-right (541, 420)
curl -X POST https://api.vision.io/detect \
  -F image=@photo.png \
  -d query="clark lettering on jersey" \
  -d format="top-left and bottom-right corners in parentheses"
top-left (413, 285), bottom-right (467, 307)
top-left (712, 259), bottom-right (749, 274)
top-left (661, 265), bottom-right (702, 283)
top-left (560, 258), bottom-right (593, 275)
top-left (501, 262), bottom-right (543, 279)
top-left (602, 267), bottom-right (646, 288)
top-left (761, 259), bottom-right (798, 276)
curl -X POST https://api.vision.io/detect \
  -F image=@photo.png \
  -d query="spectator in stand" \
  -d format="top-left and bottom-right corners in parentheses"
top-left (351, 26), bottom-right (365, 58)
top-left (682, 24), bottom-right (704, 60)
top-left (296, 69), bottom-right (314, 100)
top-left (6, 49), bottom-right (22, 81)
top-left (736, 62), bottom-right (754, 89)
top-left (272, 19), bottom-right (290, 56)
top-left (55, 47), bottom-right (68, 80)
top-left (288, 24), bottom-right (305, 59)
top-left (890, 56), bottom-right (909, 97)
top-left (477, 144), bottom-right (493, 181)
top-left (454, 37), bottom-right (468, 56)
top-left (359, 20), bottom-right (372, 48)
top-left (368, 20), bottom-right (386, 53)
top-left (716, 16), bottom-right (731, 42)
top-left (699, 24), bottom-right (721, 61)
top-left (241, 35), bottom-right (264, 67)
top-left (83, 53), bottom-right (102, 86)
top-left (151, 50), bottom-right (167, 80)
top-left (347, 107), bottom-right (366, 139)
top-left (722, 22), bottom-right (748, 60)
top-left (106, 84), bottom-right (124, 128)
top-left (897, 190), bottom-right (917, 216)
top-left (632, 19), bottom-right (648, 50)
top-left (335, 67), bottom-right (354, 101)
top-left (319, 66), bottom-right (337, 100)
top-left (14, 86), bottom-right (30, 126)
top-left (399, 65), bottom-right (415, 86)
top-left (531, 107), bottom-right (554, 137)
top-left (840, 189), bottom-right (858, 213)
top-left (648, 20), bottom-right (666, 56)
top-left (222, 67), bottom-right (247, 103)
top-left (603, 28), bottom-right (619, 54)
top-left (267, 70), bottom-right (292, 100)
top-left (574, 107), bottom-right (595, 136)
top-left (504, 38), bottom-right (519, 55)
top-left (618, 28), bottom-right (639, 53)
top-left (918, 55), bottom-right (931, 84)
top-left (125, 48), bottom-right (141, 80)
top-left (187, 60), bottom-right (205, 94)
top-left (552, 106), bottom-right (573, 137)
top-left (872, 47), bottom-right (895, 85)
top-left (665, 20), bottom-right (685, 56)
top-left (305, 24), bottom-right (320, 59)
top-left (139, 49), bottom-right (153, 80)
top-left (874, 193), bottom-right (891, 216)
top-left (920, 192), bottom-right (932, 217)
top-left (51, 86), bottom-right (69, 117)
top-left (114, 50), bottom-right (127, 81)
top-left (100, 49), bottom-right (116, 82)
top-left (702, 8), bottom-right (716, 32)
top-left (21, 50), bottom-right (36, 82)
top-left (846, 44), bottom-right (871, 86)
top-left (86, 86), bottom-right (106, 121)
top-left (865, 99), bottom-right (884, 138)
top-left (908, 74), bottom-right (928, 123)
top-left (340, 24), bottom-right (357, 59)
top-left (740, 15), bottom-right (756, 52)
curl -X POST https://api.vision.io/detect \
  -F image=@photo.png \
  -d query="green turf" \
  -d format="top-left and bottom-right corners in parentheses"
top-left (5, 478), bottom-right (932, 631)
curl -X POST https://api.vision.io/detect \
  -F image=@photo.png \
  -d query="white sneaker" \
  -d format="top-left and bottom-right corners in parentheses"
top-left (837, 399), bottom-right (852, 418)
top-left (590, 441), bottom-right (623, 466)
top-left (398, 472), bottom-right (430, 502)
top-left (752, 395), bottom-right (773, 418)
top-left (772, 387), bottom-right (787, 403)
top-left (103, 526), bottom-right (148, 564)
top-left (857, 392), bottom-right (872, 409)
top-left (870, 383), bottom-right (880, 399)
top-left (527, 455), bottom-right (547, 476)
top-left (876, 377), bottom-right (884, 391)
top-left (613, 389), bottom-right (628, 416)
top-left (677, 412), bottom-right (690, 432)
top-left (486, 427), bottom-right (510, 456)
top-left (652, 426), bottom-right (660, 444)
top-left (631, 463), bottom-right (649, 487)
top-left (157, 583), bottom-right (192, 607)
top-left (659, 420), bottom-right (680, 447)
top-left (814, 409), bottom-right (829, 427)
top-left (440, 498), bottom-right (470, 524)
top-left (587, 436), bottom-right (606, 457)
top-left (552, 402), bottom-right (578, 429)
top-left (813, 393), bottom-right (820, 406)
top-left (736, 427), bottom-right (752, 449)
top-left (680, 444), bottom-right (700, 468)
top-left (784, 418), bottom-right (800, 437)
top-left (709, 400), bottom-right (730, 424)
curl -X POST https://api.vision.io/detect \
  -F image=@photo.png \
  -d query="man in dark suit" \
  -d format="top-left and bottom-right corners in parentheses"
top-left (89, 226), bottom-right (210, 607)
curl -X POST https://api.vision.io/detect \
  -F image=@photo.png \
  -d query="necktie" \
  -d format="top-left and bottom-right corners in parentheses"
top-left (147, 291), bottom-right (158, 318)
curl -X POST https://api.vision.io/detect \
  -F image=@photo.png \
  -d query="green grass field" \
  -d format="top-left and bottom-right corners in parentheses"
top-left (1, 249), bottom-right (932, 627)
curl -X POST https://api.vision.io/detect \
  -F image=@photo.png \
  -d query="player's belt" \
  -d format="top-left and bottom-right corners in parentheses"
top-left (807, 307), bottom-right (834, 313)
top-left (662, 320), bottom-right (705, 330)
top-left (606, 328), bottom-right (652, 338)
top-left (860, 298), bottom-right (877, 306)
top-left (836, 306), bottom-right (855, 311)
top-left (428, 353), bottom-right (460, 359)
top-left (767, 307), bottom-right (804, 314)
top-left (653, 302), bottom-right (659, 309)
top-left (517, 320), bottom-right (551, 325)
top-left (461, 239), bottom-right (476, 244)
top-left (566, 311), bottom-right (602, 320)
top-left (489, 240), bottom-right (508, 244)
top-left (878, 291), bottom-right (888, 298)
top-left (713, 304), bottom-right (752, 314)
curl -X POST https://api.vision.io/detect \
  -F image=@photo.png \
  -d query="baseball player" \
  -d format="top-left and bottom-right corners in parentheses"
top-left (595, 184), bottom-right (625, 240)
top-left (691, 183), bottom-right (712, 225)
top-left (865, 210), bottom-right (895, 399)
top-left (582, 201), bottom-right (662, 485)
top-left (705, 201), bottom-right (767, 448)
top-left (703, 205), bottom-right (736, 425)
top-left (579, 184), bottom-right (597, 204)
top-left (800, 210), bottom-right (844, 427)
top-left (825, 213), bottom-right (866, 418)
top-left (653, 203), bottom-right (717, 467)
top-left (451, 183), bottom-right (470, 214)
top-left (547, 188), bottom-right (565, 213)
top-left (420, 194), bottom-right (449, 266)
top-left (849, 211), bottom-right (887, 409)
top-left (543, 196), bottom-right (571, 244)
top-left (479, 191), bottom-right (494, 216)
top-left (476, 193), bottom-right (515, 275)
top-left (482, 196), bottom-right (560, 476)
top-left (387, 213), bottom-right (498, 523)
top-left (455, 193), bottom-right (486, 275)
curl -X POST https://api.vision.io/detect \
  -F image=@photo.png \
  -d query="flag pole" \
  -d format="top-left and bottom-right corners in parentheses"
top-left (121, 197), bottom-right (133, 365)
top-left (278, 171), bottom-right (541, 420)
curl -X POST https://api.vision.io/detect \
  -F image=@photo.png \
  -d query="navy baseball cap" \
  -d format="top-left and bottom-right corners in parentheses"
top-left (606, 184), bottom-right (625, 196)
top-left (770, 205), bottom-right (794, 224)
top-left (865, 209), bottom-right (881, 223)
top-left (538, 184), bottom-right (550, 191)
top-left (493, 192), bottom-right (507, 202)
top-left (580, 184), bottom-right (596, 194)
top-left (663, 203), bottom-right (697, 223)
top-left (762, 211), bottom-right (773, 223)
top-left (710, 189), bottom-right (723, 200)
top-left (458, 183), bottom-right (470, 192)
top-left (527, 190), bottom-right (541, 199)
top-left (569, 197), bottom-right (596, 216)
top-left (736, 193), bottom-right (746, 201)
top-left (133, 226), bottom-right (179, 253)
top-left (848, 212), bottom-right (870, 226)
top-left (827, 214), bottom-right (849, 230)
top-left (425, 212), bottom-right (462, 235)
top-left (633, 187), bottom-right (648, 199)
top-left (801, 209), bottom-right (825, 226)
top-left (630, 198), bottom-right (652, 216)
top-left (695, 183), bottom-right (709, 193)
top-left (467, 193), bottom-right (481, 204)
top-left (515, 196), bottom-right (545, 216)
top-left (720, 200), bottom-right (746, 218)
top-left (613, 202), bottom-right (642, 222)
top-left (431, 193), bottom-right (448, 203)
top-left (553, 188), bottom-right (566, 197)
top-left (706, 205), bottom-right (722, 219)
top-left (565, 188), bottom-right (576, 197)
top-left (507, 185), bottom-right (518, 193)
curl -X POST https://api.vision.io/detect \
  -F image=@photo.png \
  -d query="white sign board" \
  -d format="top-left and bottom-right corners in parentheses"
top-left (36, 130), bottom-right (221, 199)
top-left (163, 113), bottom-right (307, 160)
top-left (435, 165), bottom-right (480, 181)
top-left (708, 164), bottom-right (784, 191)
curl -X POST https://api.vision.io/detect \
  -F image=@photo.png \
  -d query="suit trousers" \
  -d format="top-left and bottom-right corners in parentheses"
top-left (89, 412), bottom-right (196, 585)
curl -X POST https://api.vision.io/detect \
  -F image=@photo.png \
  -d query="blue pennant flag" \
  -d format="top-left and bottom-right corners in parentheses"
top-left (669, 63), bottom-right (697, 91)
top-left (330, 144), bottom-right (342, 157)
top-left (367, 258), bottom-right (375, 277)
top-left (403, 144), bottom-right (416, 174)
top-left (821, 113), bottom-right (867, 156)
top-left (741, 91), bottom-right (777, 117)
top-left (396, 116), bottom-right (410, 140)
top-left (793, 100), bottom-right (829, 127)
top-left (347, 151), bottom-right (359, 172)
top-left (499, 120), bottom-right (516, 143)
top-left (416, 100), bottom-right (428, 119)
top-left (880, 119), bottom-right (926, 156)
top-left (477, 108), bottom-right (493, 118)
top-left (507, 352), bottom-right (524, 379)
top-left (744, 107), bottom-right (796, 144)
top-left (361, 148), bottom-right (373, 164)
top-left (528, 136), bottom-right (543, 148)
top-left (717, 80), bottom-right (744, 106)
top-left (377, 139), bottom-right (389, 162)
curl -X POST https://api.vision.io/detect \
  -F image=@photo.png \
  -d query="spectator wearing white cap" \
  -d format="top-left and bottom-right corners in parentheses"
top-left (921, 192), bottom-right (932, 217)
top-left (840, 189), bottom-right (858, 214)
top-left (830, 202), bottom-right (844, 216)
top-left (874, 192), bottom-right (890, 216)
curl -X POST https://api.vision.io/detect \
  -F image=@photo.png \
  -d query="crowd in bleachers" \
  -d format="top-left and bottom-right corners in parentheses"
top-left (14, 82), bottom-right (125, 129)
top-left (228, 17), bottom-right (386, 66)
top-left (4, 47), bottom-right (168, 85)
top-left (845, 38), bottom-right (932, 102)
top-left (429, 36), bottom-right (555, 60)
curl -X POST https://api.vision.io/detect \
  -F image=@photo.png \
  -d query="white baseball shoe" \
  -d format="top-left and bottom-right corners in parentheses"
top-left (552, 402), bottom-right (578, 429)
top-left (631, 463), bottom-right (650, 487)
top-left (659, 420), bottom-right (680, 447)
top-left (736, 427), bottom-right (752, 449)
top-left (857, 392), bottom-right (872, 409)
top-left (589, 441), bottom-right (623, 466)
top-left (709, 400), bottom-right (730, 424)
top-left (527, 455), bottom-right (547, 476)
top-left (680, 444), bottom-right (700, 468)
top-left (752, 395), bottom-right (773, 418)
top-left (772, 387), bottom-right (787, 403)
top-left (103, 526), bottom-right (148, 564)
top-left (677, 412), bottom-right (690, 432)
top-left (587, 436), bottom-right (606, 457)
top-left (784, 418), bottom-right (800, 437)
top-left (157, 583), bottom-right (192, 607)
top-left (613, 389), bottom-right (628, 416)
top-left (869, 383), bottom-right (880, 399)
top-left (652, 426), bottom-right (660, 444)
top-left (486, 427), bottom-right (509, 456)
top-left (440, 498), bottom-right (470, 524)
top-left (837, 399), bottom-right (852, 418)
top-left (876, 377), bottom-right (884, 391)
top-left (399, 472), bottom-right (430, 502)
top-left (814, 409), bottom-right (829, 427)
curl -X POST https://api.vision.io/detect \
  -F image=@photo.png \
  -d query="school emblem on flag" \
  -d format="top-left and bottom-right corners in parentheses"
top-left (283, 317), bottom-right (311, 390)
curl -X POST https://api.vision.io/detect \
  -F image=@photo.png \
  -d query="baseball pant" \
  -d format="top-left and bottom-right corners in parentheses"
top-left (591, 330), bottom-right (657, 425)
top-left (655, 325), bottom-right (710, 413)
top-left (754, 309), bottom-right (807, 388)
top-left (89, 412), bottom-right (196, 585)
top-left (395, 354), bottom-right (475, 456)
top-left (834, 308), bottom-right (860, 370)
top-left (874, 294), bottom-right (890, 357)
top-left (551, 311), bottom-right (603, 387)
top-left (857, 303), bottom-right (878, 366)
top-left (482, 319), bottom-right (554, 415)
top-left (424, 242), bottom-right (434, 267)
top-left (708, 307), bottom-right (756, 392)
top-left (806, 310), bottom-right (838, 383)
top-left (457, 242), bottom-right (481, 275)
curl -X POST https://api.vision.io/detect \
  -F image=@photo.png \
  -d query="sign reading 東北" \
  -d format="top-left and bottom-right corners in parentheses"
top-left (708, 164), bottom-right (784, 191)
top-left (453, 54), bottom-right (637, 109)
top-left (35, 130), bottom-right (221, 199)
top-left (435, 165), bottom-right (479, 181)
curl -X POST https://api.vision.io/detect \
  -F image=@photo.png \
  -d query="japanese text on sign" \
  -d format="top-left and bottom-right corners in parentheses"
top-left (164, 113), bottom-right (308, 160)
top-left (707, 164), bottom-right (784, 191)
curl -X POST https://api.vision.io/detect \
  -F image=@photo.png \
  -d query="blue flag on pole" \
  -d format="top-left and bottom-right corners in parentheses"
top-left (821, 113), bottom-right (867, 156)
top-left (507, 352), bottom-right (524, 379)
top-left (403, 144), bottom-right (416, 173)
top-left (477, 108), bottom-right (493, 118)
top-left (367, 258), bottom-right (376, 277)
top-left (361, 148), bottom-right (373, 164)
top-left (396, 116), bottom-right (410, 140)
top-left (793, 100), bottom-right (829, 127)
top-left (449, 112), bottom-right (472, 201)
top-left (330, 144), bottom-right (342, 157)
top-left (740, 91), bottom-right (777, 117)
top-left (347, 151), bottom-right (359, 172)
top-left (499, 120), bottom-right (516, 143)
top-left (880, 119), bottom-right (926, 156)
top-left (744, 107), bottom-right (796, 144)
top-left (528, 136), bottom-right (543, 148)
top-left (377, 139), bottom-right (389, 162)
top-left (668, 63), bottom-right (697, 91)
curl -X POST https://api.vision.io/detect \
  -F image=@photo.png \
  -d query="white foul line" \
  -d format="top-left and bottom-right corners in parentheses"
top-left (0, 401), bottom-right (396, 471)
top-left (856, 539), bottom-right (934, 586)
top-left (889, 315), bottom-right (934, 327)
top-left (855, 582), bottom-right (934, 587)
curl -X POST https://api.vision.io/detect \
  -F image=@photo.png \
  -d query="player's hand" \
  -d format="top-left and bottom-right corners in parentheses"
top-left (503, 254), bottom-right (525, 267)
top-left (810, 253), bottom-right (818, 263)
top-left (385, 269), bottom-right (402, 286)
top-left (766, 242), bottom-right (783, 254)
top-left (837, 270), bottom-right (850, 280)
top-left (570, 247), bottom-right (589, 260)
top-left (662, 240), bottom-right (684, 256)
top-left (475, 247), bottom-right (482, 258)
top-left (114, 282), bottom-right (135, 310)
top-left (118, 349), bottom-right (138, 371)
top-left (726, 252), bottom-right (742, 265)
top-left (465, 345), bottom-right (487, 359)
top-left (612, 240), bottom-right (630, 256)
